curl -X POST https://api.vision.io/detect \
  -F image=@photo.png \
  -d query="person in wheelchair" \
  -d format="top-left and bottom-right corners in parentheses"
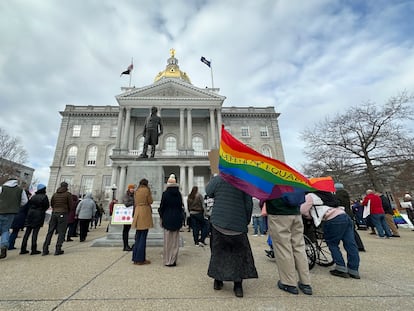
top-left (300, 190), bottom-right (360, 279)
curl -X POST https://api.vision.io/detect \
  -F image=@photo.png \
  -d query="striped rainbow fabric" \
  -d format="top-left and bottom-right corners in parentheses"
top-left (219, 126), bottom-right (316, 201)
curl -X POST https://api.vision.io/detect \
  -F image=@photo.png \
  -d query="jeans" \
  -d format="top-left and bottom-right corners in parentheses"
top-left (370, 214), bottom-right (392, 237)
top-left (252, 216), bottom-right (264, 235)
top-left (190, 213), bottom-right (208, 244)
top-left (0, 214), bottom-right (15, 248)
top-left (323, 213), bottom-right (360, 275)
top-left (132, 229), bottom-right (148, 262)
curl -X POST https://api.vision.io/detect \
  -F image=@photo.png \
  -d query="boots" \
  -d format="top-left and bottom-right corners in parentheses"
top-left (54, 246), bottom-right (64, 256)
top-left (0, 246), bottom-right (7, 259)
top-left (150, 146), bottom-right (155, 158)
top-left (233, 281), bottom-right (243, 298)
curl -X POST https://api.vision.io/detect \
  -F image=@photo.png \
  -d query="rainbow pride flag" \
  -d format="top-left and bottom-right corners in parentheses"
top-left (219, 126), bottom-right (317, 200)
top-left (393, 209), bottom-right (407, 225)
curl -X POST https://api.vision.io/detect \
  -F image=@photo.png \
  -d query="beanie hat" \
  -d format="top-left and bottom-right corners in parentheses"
top-left (128, 184), bottom-right (135, 190)
top-left (37, 184), bottom-right (46, 191)
top-left (334, 183), bottom-right (344, 190)
top-left (167, 174), bottom-right (177, 184)
top-left (61, 182), bottom-right (68, 188)
top-left (404, 194), bottom-right (412, 200)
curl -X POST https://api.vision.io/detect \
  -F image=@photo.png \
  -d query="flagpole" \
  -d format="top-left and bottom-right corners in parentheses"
top-left (210, 59), bottom-right (214, 89)
top-left (129, 57), bottom-right (133, 87)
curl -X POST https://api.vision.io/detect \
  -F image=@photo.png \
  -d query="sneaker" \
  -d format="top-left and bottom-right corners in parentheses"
top-left (330, 269), bottom-right (350, 278)
top-left (349, 273), bottom-right (361, 279)
top-left (277, 280), bottom-right (298, 295)
top-left (253, 234), bottom-right (258, 236)
top-left (298, 282), bottom-right (313, 295)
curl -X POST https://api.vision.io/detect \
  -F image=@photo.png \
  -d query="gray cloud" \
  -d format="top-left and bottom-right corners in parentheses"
top-left (0, 0), bottom-right (413, 182)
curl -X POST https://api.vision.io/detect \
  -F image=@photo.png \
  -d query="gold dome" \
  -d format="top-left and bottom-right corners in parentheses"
top-left (154, 48), bottom-right (191, 84)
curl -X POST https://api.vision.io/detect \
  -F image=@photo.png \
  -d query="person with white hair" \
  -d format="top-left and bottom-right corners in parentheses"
top-left (403, 194), bottom-right (414, 231)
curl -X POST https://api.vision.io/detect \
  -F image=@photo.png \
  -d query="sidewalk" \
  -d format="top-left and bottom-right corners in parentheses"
top-left (1, 222), bottom-right (414, 311)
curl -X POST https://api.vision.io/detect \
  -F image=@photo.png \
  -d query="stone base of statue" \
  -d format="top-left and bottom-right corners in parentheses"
top-left (91, 165), bottom-right (183, 247)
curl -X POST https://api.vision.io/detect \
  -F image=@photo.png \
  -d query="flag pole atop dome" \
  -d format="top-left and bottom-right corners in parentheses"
top-left (120, 58), bottom-right (134, 87)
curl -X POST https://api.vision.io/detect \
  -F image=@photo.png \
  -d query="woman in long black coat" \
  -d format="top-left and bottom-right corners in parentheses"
top-left (20, 184), bottom-right (49, 255)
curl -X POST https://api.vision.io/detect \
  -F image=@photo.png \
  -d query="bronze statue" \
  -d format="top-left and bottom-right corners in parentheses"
top-left (140, 107), bottom-right (163, 158)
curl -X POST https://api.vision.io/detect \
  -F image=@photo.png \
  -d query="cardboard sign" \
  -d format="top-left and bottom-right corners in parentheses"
top-left (111, 204), bottom-right (133, 225)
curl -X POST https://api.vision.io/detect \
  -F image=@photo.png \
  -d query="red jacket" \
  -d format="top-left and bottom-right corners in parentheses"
top-left (362, 193), bottom-right (384, 215)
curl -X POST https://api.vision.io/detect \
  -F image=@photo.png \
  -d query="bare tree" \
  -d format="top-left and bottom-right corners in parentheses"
top-left (301, 92), bottom-right (414, 192)
top-left (0, 127), bottom-right (29, 182)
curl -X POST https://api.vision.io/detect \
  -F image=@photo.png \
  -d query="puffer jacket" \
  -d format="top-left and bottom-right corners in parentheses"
top-left (50, 186), bottom-right (73, 213)
top-left (26, 192), bottom-right (49, 228)
top-left (76, 194), bottom-right (97, 219)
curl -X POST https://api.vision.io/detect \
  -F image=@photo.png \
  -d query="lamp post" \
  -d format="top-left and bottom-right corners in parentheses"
top-left (111, 184), bottom-right (117, 200)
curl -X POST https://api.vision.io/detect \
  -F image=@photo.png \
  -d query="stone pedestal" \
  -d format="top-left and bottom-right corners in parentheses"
top-left (92, 165), bottom-right (183, 247)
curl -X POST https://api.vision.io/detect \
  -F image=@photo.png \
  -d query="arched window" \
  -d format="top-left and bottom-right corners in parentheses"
top-left (106, 145), bottom-right (115, 166)
top-left (86, 145), bottom-right (98, 166)
top-left (261, 145), bottom-right (272, 158)
top-left (66, 146), bottom-right (78, 166)
top-left (192, 136), bottom-right (203, 151)
top-left (165, 136), bottom-right (177, 155)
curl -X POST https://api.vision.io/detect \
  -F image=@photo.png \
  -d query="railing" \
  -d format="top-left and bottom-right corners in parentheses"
top-left (127, 149), bottom-right (210, 157)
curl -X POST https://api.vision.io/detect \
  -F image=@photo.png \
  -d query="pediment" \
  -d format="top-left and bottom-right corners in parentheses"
top-left (116, 78), bottom-right (224, 101)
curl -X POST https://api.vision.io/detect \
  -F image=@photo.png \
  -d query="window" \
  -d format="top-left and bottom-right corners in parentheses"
top-left (261, 146), bottom-right (272, 158)
top-left (165, 136), bottom-right (177, 155)
top-left (72, 125), bottom-right (81, 137)
top-left (86, 146), bottom-right (98, 166)
top-left (260, 126), bottom-right (269, 137)
top-left (192, 136), bottom-right (203, 151)
top-left (102, 175), bottom-right (112, 199)
top-left (66, 146), bottom-right (78, 166)
top-left (106, 145), bottom-right (114, 166)
top-left (110, 126), bottom-right (117, 137)
top-left (91, 125), bottom-right (100, 137)
top-left (241, 127), bottom-right (250, 137)
top-left (137, 136), bottom-right (145, 153)
top-left (80, 176), bottom-right (94, 197)
top-left (60, 176), bottom-right (73, 188)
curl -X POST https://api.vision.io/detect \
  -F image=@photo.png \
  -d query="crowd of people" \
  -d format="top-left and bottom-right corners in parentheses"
top-left (1, 174), bottom-right (413, 299)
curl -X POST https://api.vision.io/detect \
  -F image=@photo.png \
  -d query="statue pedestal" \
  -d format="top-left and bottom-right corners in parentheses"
top-left (92, 165), bottom-right (183, 247)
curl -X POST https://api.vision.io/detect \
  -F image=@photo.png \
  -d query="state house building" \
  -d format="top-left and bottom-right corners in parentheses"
top-left (47, 51), bottom-right (285, 202)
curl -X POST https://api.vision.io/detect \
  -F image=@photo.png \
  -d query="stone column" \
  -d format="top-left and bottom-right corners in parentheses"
top-left (187, 108), bottom-right (192, 149)
top-left (180, 165), bottom-right (186, 194)
top-left (118, 165), bottom-right (127, 198)
top-left (179, 108), bottom-right (185, 149)
top-left (188, 165), bottom-right (194, 191)
top-left (217, 108), bottom-right (222, 143)
top-left (209, 108), bottom-right (216, 149)
top-left (115, 107), bottom-right (124, 149)
top-left (121, 108), bottom-right (131, 150)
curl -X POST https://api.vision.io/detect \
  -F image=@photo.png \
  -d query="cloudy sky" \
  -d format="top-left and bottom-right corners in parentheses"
top-left (1, 0), bottom-right (413, 184)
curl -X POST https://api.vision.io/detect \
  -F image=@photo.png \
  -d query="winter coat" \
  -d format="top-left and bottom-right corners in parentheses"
top-left (132, 185), bottom-right (153, 230)
top-left (158, 184), bottom-right (184, 231)
top-left (11, 201), bottom-right (31, 229)
top-left (25, 192), bottom-right (49, 228)
top-left (50, 186), bottom-right (73, 213)
top-left (205, 175), bottom-right (253, 233)
top-left (188, 193), bottom-right (204, 214)
top-left (76, 194), bottom-right (97, 219)
top-left (361, 193), bottom-right (384, 215)
top-left (0, 179), bottom-right (28, 214)
top-left (67, 195), bottom-right (79, 224)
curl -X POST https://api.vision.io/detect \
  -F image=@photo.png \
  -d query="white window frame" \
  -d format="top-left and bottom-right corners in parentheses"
top-left (91, 125), bottom-right (100, 137)
top-left (241, 127), bottom-right (250, 137)
top-left (66, 146), bottom-right (78, 166)
top-left (72, 125), bottom-right (81, 137)
top-left (86, 145), bottom-right (98, 166)
top-left (260, 126), bottom-right (269, 137)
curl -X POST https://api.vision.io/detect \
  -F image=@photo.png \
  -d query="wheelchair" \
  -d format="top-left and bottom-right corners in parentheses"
top-left (265, 218), bottom-right (333, 270)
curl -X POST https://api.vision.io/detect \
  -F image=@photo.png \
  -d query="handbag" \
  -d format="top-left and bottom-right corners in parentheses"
top-left (363, 200), bottom-right (370, 218)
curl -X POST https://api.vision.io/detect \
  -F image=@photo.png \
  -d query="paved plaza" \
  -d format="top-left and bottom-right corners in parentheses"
top-left (1, 221), bottom-right (414, 311)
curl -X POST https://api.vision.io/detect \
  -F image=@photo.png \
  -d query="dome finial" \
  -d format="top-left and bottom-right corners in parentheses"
top-left (170, 48), bottom-right (175, 58)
